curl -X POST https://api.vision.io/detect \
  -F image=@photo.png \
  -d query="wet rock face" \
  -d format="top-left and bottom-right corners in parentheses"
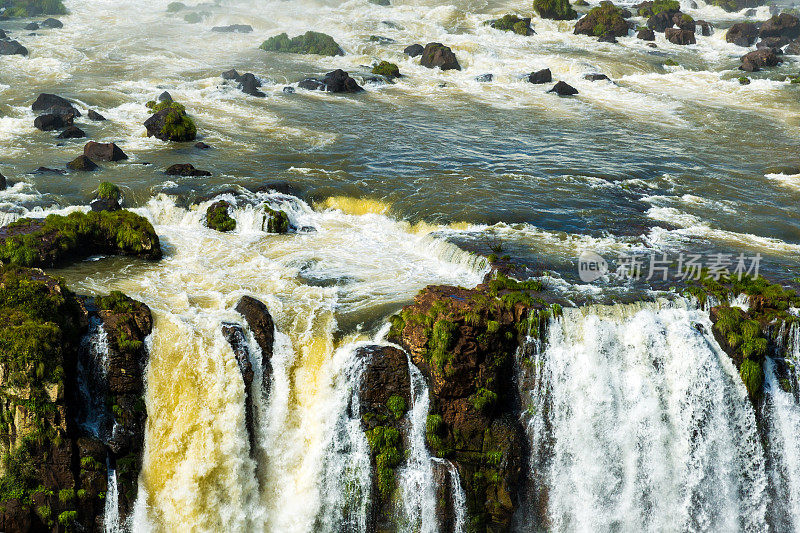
top-left (665, 27), bottom-right (696, 45)
top-left (299, 69), bottom-right (364, 93)
top-left (235, 296), bottom-right (275, 390)
top-left (221, 322), bottom-right (258, 457)
top-left (727, 22), bottom-right (758, 46)
top-left (420, 42), bottom-right (461, 71)
top-left (84, 141), bottom-right (128, 161)
top-left (759, 13), bottom-right (800, 41)
top-left (0, 40), bottom-right (27, 55)
top-left (741, 48), bottom-right (782, 71)
top-left (388, 281), bottom-right (547, 530)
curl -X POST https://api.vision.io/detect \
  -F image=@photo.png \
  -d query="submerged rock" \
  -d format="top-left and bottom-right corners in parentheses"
top-left (299, 69), bottom-right (364, 93)
top-left (0, 39), bottom-right (27, 55)
top-left (260, 31), bottom-right (344, 56)
top-left (34, 113), bottom-right (69, 131)
top-left (41, 17), bottom-right (63, 28)
top-left (549, 80), bottom-right (579, 95)
top-left (211, 24), bottom-right (252, 33)
top-left (195, 141), bottom-right (211, 149)
top-left (528, 68), bottom-right (552, 84)
top-left (166, 163), bottom-right (211, 176)
top-left (475, 73), bottom-right (493, 82)
top-left (84, 141), bottom-right (128, 161)
top-left (420, 42), bottom-right (461, 71)
top-left (67, 154), bottom-right (98, 171)
top-left (584, 72), bottom-right (610, 81)
top-left (239, 72), bottom-right (265, 97)
top-left (87, 109), bottom-right (106, 121)
top-left (403, 43), bottom-right (424, 57)
top-left (57, 125), bottom-right (86, 138)
top-left (24, 21), bottom-right (38, 30)
top-left (665, 27), bottom-right (696, 45)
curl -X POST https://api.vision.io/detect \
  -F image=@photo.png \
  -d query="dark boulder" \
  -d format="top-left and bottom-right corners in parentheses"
top-left (647, 11), bottom-right (675, 32)
top-left (84, 141), bottom-right (128, 161)
top-left (786, 39), bottom-right (800, 54)
top-left (158, 90), bottom-right (173, 102)
top-left (696, 20), bottom-right (712, 36)
top-left (665, 28), bottom-right (696, 44)
top-left (221, 322), bottom-right (258, 457)
top-left (31, 166), bottom-right (66, 174)
top-left (41, 18), bottom-right (63, 28)
top-left (0, 29), bottom-right (7, 39)
top-left (90, 197), bottom-right (121, 212)
top-left (282, 86), bottom-right (295, 94)
top-left (34, 113), bottom-right (68, 131)
top-left (727, 22), bottom-right (758, 46)
top-left (759, 13), bottom-right (800, 40)
top-left (234, 296), bottom-right (275, 390)
top-left (195, 141), bottom-right (211, 149)
top-left (222, 68), bottom-right (241, 81)
top-left (475, 73), bottom-right (493, 82)
top-left (584, 73), bottom-right (610, 81)
top-left (298, 78), bottom-right (326, 91)
top-left (239, 72), bottom-right (265, 97)
top-left (143, 103), bottom-right (196, 142)
top-left (403, 43), bottom-right (424, 57)
top-left (165, 163), bottom-right (211, 176)
top-left (638, 28), bottom-right (655, 40)
top-left (528, 68), bottom-right (552, 84)
top-left (299, 69), bottom-right (364, 93)
top-left (0, 173), bottom-right (5, 190)
top-left (598, 30), bottom-right (618, 42)
top-left (757, 36), bottom-right (790, 49)
top-left (488, 14), bottom-right (535, 36)
top-left (24, 22), bottom-right (39, 30)
top-left (420, 42), bottom-right (461, 70)
top-left (88, 109), bottom-right (106, 121)
top-left (549, 80), bottom-right (579, 95)
top-left (741, 48), bottom-right (782, 69)
top-left (673, 12), bottom-right (695, 31)
top-left (0, 40), bottom-right (28, 55)
top-left (212, 24), bottom-right (253, 33)
top-left (32, 93), bottom-right (80, 117)
top-left (67, 155), bottom-right (98, 171)
top-left (57, 125), bottom-right (86, 139)
top-left (575, 2), bottom-right (632, 37)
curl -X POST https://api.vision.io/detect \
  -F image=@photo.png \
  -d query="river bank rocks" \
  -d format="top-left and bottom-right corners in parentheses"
top-left (1, 0), bottom-right (67, 18)
top-left (260, 31), bottom-right (344, 56)
top-left (0, 210), bottom-right (161, 268)
top-left (84, 141), bottom-right (127, 162)
top-left (420, 42), bottom-right (461, 71)
top-left (487, 15), bottom-right (534, 36)
top-left (298, 69), bottom-right (364, 93)
top-left (0, 264), bottom-right (151, 532)
top-left (574, 1), bottom-right (632, 38)
top-left (387, 275), bottom-right (556, 531)
top-left (143, 100), bottom-right (197, 142)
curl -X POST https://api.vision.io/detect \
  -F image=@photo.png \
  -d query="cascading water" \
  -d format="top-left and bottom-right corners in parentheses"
top-left (77, 318), bottom-right (112, 440)
top-left (397, 361), bottom-right (438, 533)
top-left (105, 456), bottom-right (122, 533)
top-left (431, 458), bottom-right (468, 533)
top-left (523, 300), bottom-right (769, 532)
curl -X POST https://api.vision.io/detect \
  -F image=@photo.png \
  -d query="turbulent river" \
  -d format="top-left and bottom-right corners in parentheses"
top-left (1, 0), bottom-right (800, 530)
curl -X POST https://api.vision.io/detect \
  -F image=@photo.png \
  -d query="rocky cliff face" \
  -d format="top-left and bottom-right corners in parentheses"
top-left (0, 266), bottom-right (151, 532)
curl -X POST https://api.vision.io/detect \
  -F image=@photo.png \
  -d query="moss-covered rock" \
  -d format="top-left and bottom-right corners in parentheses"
top-left (574, 1), bottom-right (631, 37)
top-left (534, 0), bottom-right (577, 21)
top-left (706, 0), bottom-right (763, 12)
top-left (263, 206), bottom-right (289, 234)
top-left (1, 0), bottom-right (66, 17)
top-left (143, 100), bottom-right (197, 142)
top-left (371, 60), bottom-right (400, 78)
top-left (488, 14), bottom-right (535, 35)
top-left (259, 31), bottom-right (344, 56)
top-left (636, 0), bottom-right (679, 17)
top-left (0, 210), bottom-right (162, 268)
top-left (206, 201), bottom-right (236, 232)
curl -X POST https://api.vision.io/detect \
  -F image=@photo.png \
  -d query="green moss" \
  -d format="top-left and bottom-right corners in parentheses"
top-left (580, 1), bottom-right (628, 36)
top-left (430, 318), bottom-right (457, 371)
top-left (76, 489), bottom-right (86, 499)
top-left (425, 414), bottom-right (450, 456)
top-left (386, 395), bottom-right (407, 420)
top-left (489, 14), bottom-right (533, 35)
top-left (740, 358), bottom-right (764, 399)
top-left (262, 206), bottom-right (289, 234)
top-left (470, 387), bottom-right (498, 412)
top-left (638, 0), bottom-right (679, 16)
top-left (366, 426), bottom-right (402, 497)
top-left (1, 0), bottom-right (66, 17)
top-left (80, 456), bottom-right (102, 471)
top-left (57, 510), bottom-right (77, 527)
top-left (146, 100), bottom-right (197, 142)
top-left (260, 31), bottom-right (344, 56)
top-left (372, 60), bottom-right (400, 78)
top-left (166, 1), bottom-right (185, 11)
top-left (58, 488), bottom-right (74, 504)
top-left (98, 182), bottom-right (121, 202)
top-left (0, 210), bottom-right (161, 267)
top-left (534, 0), bottom-right (577, 20)
top-left (680, 13), bottom-right (694, 23)
top-left (206, 202), bottom-right (236, 233)
top-left (36, 504), bottom-right (51, 522)
top-left (664, 59), bottom-right (679, 66)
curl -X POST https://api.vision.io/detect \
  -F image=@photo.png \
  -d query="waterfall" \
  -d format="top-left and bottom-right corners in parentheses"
top-left (397, 361), bottom-right (437, 533)
top-left (105, 456), bottom-right (121, 533)
top-left (763, 323), bottom-right (800, 530)
top-left (77, 318), bottom-right (112, 440)
top-left (524, 301), bottom-right (769, 531)
top-left (432, 458), bottom-right (468, 533)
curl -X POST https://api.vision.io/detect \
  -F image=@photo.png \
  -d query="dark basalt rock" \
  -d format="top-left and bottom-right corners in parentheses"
top-left (404, 43), bottom-right (424, 57)
top-left (90, 197), bottom-right (121, 212)
top-left (786, 39), bottom-right (800, 55)
top-left (549, 80), bottom-right (579, 95)
top-left (32, 93), bottom-right (76, 113)
top-left (239, 72), bottom-right (265, 97)
top-left (759, 13), bottom-right (800, 41)
top-left (57, 125), bottom-right (86, 139)
top-left (299, 69), bottom-right (364, 93)
top-left (741, 48), bottom-right (782, 70)
top-left (41, 18), bottom-right (63, 28)
top-left (34, 113), bottom-right (69, 131)
top-left (221, 322), bottom-right (258, 458)
top-left (31, 166), bottom-right (66, 174)
top-left (212, 24), bottom-right (253, 33)
top-left (0, 29), bottom-right (7, 39)
top-left (475, 73), bottom-right (493, 82)
top-left (0, 39), bottom-right (27, 55)
top-left (598, 30), bottom-right (618, 43)
top-left (87, 109), bottom-right (106, 121)
top-left (647, 11), bottom-right (676, 32)
top-left (222, 68), bottom-right (241, 81)
top-left (665, 28), bottom-right (696, 45)
top-left (0, 172), bottom-right (5, 190)
top-left (283, 86), bottom-right (295, 94)
top-left (528, 68), bottom-right (552, 84)
top-left (158, 90), bottom-right (173, 102)
top-left (67, 154), bottom-right (98, 171)
top-left (420, 42), bottom-right (461, 70)
top-left (84, 141), bottom-right (128, 161)
top-left (727, 22), bottom-right (759, 46)
top-left (696, 20), bottom-right (712, 36)
top-left (24, 22), bottom-right (38, 30)
top-left (758, 36), bottom-right (789, 49)
top-left (584, 73), bottom-right (610, 81)
top-left (637, 27), bottom-right (655, 40)
top-left (195, 141), bottom-right (211, 149)
top-left (234, 296), bottom-right (275, 391)
top-left (165, 163), bottom-right (211, 176)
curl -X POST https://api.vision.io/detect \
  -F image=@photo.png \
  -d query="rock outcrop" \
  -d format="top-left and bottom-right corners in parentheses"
top-left (0, 40), bottom-right (28, 55)
top-left (260, 31), bottom-right (344, 56)
top-left (419, 42), bottom-right (461, 71)
top-left (487, 15), bottom-right (534, 36)
top-left (726, 22), bottom-right (758, 46)
top-left (84, 141), bottom-right (127, 162)
top-left (165, 163), bottom-right (211, 176)
top-left (298, 69), bottom-right (364, 93)
top-left (143, 100), bottom-right (197, 142)
top-left (575, 1), bottom-right (631, 37)
top-left (665, 27), bottom-right (696, 45)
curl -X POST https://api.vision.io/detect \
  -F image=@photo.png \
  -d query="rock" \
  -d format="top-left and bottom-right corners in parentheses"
top-left (420, 42), bottom-right (461, 71)
top-left (67, 155), bottom-right (98, 171)
top-left (283, 86), bottom-right (295, 94)
top-left (488, 14), bottom-right (535, 35)
top-left (0, 29), bottom-right (6, 39)
top-left (575, 2), bottom-right (631, 37)
top-left (741, 48), bottom-right (782, 68)
top-left (262, 206), bottom-right (290, 233)
top-left (234, 296), bottom-right (275, 390)
top-left (404, 43), bottom-right (424, 57)
top-left (57, 125), bottom-right (86, 139)
top-left (222, 68), bottom-right (241, 81)
top-left (260, 31), bottom-right (344, 56)
top-left (299, 69), bottom-right (364, 93)
top-left (598, 30), bottom-right (618, 42)
top-left (759, 13), bottom-right (800, 40)
top-left (584, 73), bottom-right (610, 80)
top-left (673, 12), bottom-right (695, 31)
top-left (475, 73), bottom-right (493, 82)
top-left (369, 0), bottom-right (390, 5)
top-left (533, 0), bottom-right (577, 20)
top-left (358, 345), bottom-right (411, 422)
top-left (786, 39), bottom-right (800, 54)
top-left (757, 36), bottom-right (790, 49)
top-left (24, 22), bottom-right (39, 30)
top-left (144, 101), bottom-right (197, 142)
top-left (0, 173), bottom-right (5, 190)
top-left (32, 93), bottom-right (80, 117)
top-left (206, 200), bottom-right (235, 231)
top-left (665, 27), bottom-right (696, 44)
top-left (696, 20), bottom-right (712, 36)
top-left (41, 17), bottom-right (63, 28)
top-left (84, 141), bottom-right (128, 161)
top-left (548, 80), bottom-right (579, 95)
top-left (638, 27), bottom-right (656, 40)
top-left (88, 109), bottom-right (106, 121)
top-left (90, 197), bottom-right (120, 212)
top-left (239, 72), bottom-right (265, 97)
top-left (372, 60), bottom-right (400, 78)
top-left (528, 68), bottom-right (552, 84)
top-left (34, 113), bottom-right (69, 131)
top-left (211, 24), bottom-right (253, 33)
top-left (221, 322), bottom-right (258, 457)
top-left (0, 40), bottom-right (28, 55)
top-left (158, 90), bottom-right (173, 102)
top-left (165, 163), bottom-right (211, 176)
top-left (195, 141), bottom-right (211, 149)
top-left (727, 22), bottom-right (759, 46)
top-left (647, 11), bottom-right (675, 32)
top-left (369, 35), bottom-right (396, 44)
top-left (740, 59), bottom-right (760, 72)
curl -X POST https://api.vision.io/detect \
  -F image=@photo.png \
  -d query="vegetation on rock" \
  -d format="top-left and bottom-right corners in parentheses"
top-left (574, 1), bottom-right (631, 37)
top-left (488, 14), bottom-right (535, 35)
top-left (259, 31), bottom-right (344, 56)
top-left (534, 0), bottom-right (577, 20)
top-left (263, 206), bottom-right (289, 234)
top-left (97, 182), bottom-right (121, 202)
top-left (1, 0), bottom-right (66, 17)
top-left (371, 60), bottom-right (400, 78)
top-left (144, 100), bottom-right (197, 142)
top-left (206, 201), bottom-right (236, 232)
